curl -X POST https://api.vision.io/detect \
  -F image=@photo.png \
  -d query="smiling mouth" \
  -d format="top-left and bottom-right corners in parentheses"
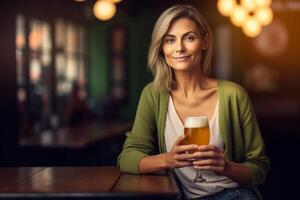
top-left (173, 56), bottom-right (191, 61)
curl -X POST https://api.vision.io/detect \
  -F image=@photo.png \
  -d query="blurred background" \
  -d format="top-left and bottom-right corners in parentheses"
top-left (0, 0), bottom-right (299, 199)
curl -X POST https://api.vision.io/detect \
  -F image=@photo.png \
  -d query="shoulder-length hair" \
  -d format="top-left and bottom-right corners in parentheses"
top-left (148, 4), bottom-right (213, 91)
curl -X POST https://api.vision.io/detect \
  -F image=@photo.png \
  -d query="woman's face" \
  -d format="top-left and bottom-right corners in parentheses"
top-left (162, 17), bottom-right (207, 72)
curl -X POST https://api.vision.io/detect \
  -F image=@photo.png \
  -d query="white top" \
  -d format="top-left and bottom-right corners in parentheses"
top-left (165, 97), bottom-right (239, 199)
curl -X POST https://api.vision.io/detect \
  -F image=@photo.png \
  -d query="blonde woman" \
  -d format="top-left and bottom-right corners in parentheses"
top-left (118, 4), bottom-right (269, 200)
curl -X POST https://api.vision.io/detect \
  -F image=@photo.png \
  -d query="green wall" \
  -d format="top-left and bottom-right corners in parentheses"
top-left (88, 11), bottom-right (157, 120)
top-left (89, 24), bottom-right (109, 98)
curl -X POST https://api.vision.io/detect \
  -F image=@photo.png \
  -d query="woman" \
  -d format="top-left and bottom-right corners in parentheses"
top-left (118, 4), bottom-right (269, 200)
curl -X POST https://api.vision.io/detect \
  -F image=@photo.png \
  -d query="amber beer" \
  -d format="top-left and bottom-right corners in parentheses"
top-left (184, 116), bottom-right (210, 146)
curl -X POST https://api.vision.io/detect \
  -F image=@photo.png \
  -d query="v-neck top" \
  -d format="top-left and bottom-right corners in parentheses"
top-left (165, 96), bottom-right (238, 199)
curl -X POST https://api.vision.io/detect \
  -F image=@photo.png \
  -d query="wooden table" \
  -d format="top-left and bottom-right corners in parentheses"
top-left (0, 167), bottom-right (180, 199)
top-left (17, 122), bottom-right (132, 166)
top-left (20, 121), bottom-right (132, 148)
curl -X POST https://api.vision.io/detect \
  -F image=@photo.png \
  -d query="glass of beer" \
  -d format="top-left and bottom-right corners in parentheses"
top-left (184, 116), bottom-right (210, 183)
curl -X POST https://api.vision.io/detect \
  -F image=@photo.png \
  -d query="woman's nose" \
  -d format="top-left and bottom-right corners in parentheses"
top-left (175, 41), bottom-right (186, 53)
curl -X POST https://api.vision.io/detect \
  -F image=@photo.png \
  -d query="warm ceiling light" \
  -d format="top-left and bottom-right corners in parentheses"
top-left (217, 0), bottom-right (273, 38)
top-left (254, 0), bottom-right (272, 7)
top-left (74, 0), bottom-right (86, 2)
top-left (230, 5), bottom-right (248, 27)
top-left (217, 0), bottom-right (236, 17)
top-left (243, 17), bottom-right (262, 37)
top-left (93, 0), bottom-right (116, 21)
top-left (241, 0), bottom-right (256, 11)
top-left (255, 6), bottom-right (273, 26)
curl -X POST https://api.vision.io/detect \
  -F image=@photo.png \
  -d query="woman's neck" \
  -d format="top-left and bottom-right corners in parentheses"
top-left (173, 69), bottom-right (209, 98)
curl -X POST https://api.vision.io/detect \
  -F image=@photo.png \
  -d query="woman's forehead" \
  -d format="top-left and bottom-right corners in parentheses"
top-left (166, 17), bottom-right (200, 35)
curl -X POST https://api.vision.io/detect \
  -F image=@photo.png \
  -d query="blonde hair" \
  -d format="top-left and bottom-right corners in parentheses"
top-left (148, 5), bottom-right (213, 91)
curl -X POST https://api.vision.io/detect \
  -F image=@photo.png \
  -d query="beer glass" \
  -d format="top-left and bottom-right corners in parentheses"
top-left (184, 116), bottom-right (210, 183)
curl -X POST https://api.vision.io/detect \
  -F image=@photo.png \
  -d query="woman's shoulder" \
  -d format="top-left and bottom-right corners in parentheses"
top-left (142, 82), bottom-right (168, 97)
top-left (143, 82), bottom-right (155, 91)
top-left (139, 82), bottom-right (169, 112)
top-left (141, 82), bottom-right (155, 97)
top-left (218, 80), bottom-right (248, 99)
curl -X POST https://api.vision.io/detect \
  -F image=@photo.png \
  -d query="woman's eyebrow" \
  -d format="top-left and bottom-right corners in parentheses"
top-left (164, 31), bottom-right (198, 38)
top-left (182, 31), bottom-right (198, 37)
top-left (164, 34), bottom-right (175, 38)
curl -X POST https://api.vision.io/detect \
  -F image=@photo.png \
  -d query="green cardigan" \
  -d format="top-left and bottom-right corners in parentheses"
top-left (118, 80), bottom-right (269, 187)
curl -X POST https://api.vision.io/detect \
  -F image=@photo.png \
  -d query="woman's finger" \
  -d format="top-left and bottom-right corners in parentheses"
top-left (193, 151), bottom-right (224, 160)
top-left (175, 144), bottom-right (198, 153)
top-left (194, 165), bottom-right (222, 170)
top-left (193, 159), bottom-right (225, 167)
top-left (177, 161), bottom-right (193, 168)
top-left (174, 152), bottom-right (198, 161)
top-left (198, 145), bottom-right (223, 152)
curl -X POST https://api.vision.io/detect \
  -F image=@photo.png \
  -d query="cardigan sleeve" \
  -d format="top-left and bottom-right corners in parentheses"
top-left (239, 91), bottom-right (270, 186)
top-left (117, 84), bottom-right (157, 174)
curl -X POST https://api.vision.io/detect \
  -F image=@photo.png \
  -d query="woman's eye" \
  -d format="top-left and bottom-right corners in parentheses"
top-left (165, 38), bottom-right (175, 44)
top-left (185, 35), bottom-right (194, 41)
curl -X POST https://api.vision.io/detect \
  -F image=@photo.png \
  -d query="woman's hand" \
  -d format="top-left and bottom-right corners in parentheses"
top-left (138, 135), bottom-right (198, 173)
top-left (192, 145), bottom-right (228, 175)
top-left (164, 135), bottom-right (199, 169)
top-left (191, 145), bottom-right (252, 185)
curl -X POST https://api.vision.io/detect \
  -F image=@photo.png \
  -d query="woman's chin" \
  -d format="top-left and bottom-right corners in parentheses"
top-left (170, 63), bottom-right (199, 72)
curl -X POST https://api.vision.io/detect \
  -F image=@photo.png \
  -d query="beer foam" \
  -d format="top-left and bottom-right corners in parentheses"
top-left (184, 116), bottom-right (208, 128)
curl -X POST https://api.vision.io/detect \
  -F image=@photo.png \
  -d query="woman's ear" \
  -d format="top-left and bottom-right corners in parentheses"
top-left (201, 33), bottom-right (209, 50)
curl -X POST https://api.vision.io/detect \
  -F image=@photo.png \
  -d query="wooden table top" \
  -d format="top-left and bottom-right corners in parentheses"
top-left (19, 121), bottom-right (132, 148)
top-left (0, 167), bottom-right (180, 199)
top-left (0, 167), bottom-right (44, 191)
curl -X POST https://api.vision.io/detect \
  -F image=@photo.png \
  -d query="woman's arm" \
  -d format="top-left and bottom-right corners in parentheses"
top-left (117, 85), bottom-right (157, 173)
top-left (239, 91), bottom-right (270, 186)
top-left (223, 161), bottom-right (251, 185)
top-left (138, 153), bottom-right (169, 174)
top-left (139, 135), bottom-right (198, 173)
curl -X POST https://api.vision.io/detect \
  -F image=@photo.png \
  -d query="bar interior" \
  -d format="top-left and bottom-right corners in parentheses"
top-left (0, 0), bottom-right (300, 199)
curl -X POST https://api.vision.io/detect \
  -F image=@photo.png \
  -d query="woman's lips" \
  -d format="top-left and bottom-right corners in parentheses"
top-left (173, 56), bottom-right (191, 62)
